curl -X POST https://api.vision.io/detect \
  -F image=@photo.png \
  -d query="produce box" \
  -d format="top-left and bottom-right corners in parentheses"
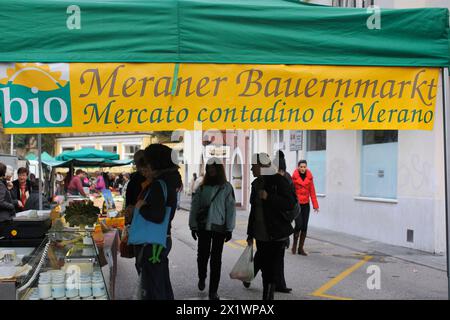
top-left (98, 217), bottom-right (125, 230)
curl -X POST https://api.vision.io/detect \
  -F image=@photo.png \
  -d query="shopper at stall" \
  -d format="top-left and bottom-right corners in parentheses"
top-left (291, 160), bottom-right (319, 256)
top-left (122, 173), bottom-right (130, 198)
top-left (55, 172), bottom-right (64, 195)
top-left (134, 143), bottom-right (182, 300)
top-left (5, 165), bottom-right (14, 191)
top-left (24, 179), bottom-right (51, 210)
top-left (189, 158), bottom-right (236, 300)
top-left (95, 171), bottom-right (106, 192)
top-left (10, 167), bottom-right (32, 212)
top-left (247, 153), bottom-right (296, 300)
top-left (0, 162), bottom-right (15, 223)
top-left (67, 169), bottom-right (88, 197)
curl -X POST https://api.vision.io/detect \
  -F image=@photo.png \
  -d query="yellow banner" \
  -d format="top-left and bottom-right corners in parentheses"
top-left (0, 63), bottom-right (439, 133)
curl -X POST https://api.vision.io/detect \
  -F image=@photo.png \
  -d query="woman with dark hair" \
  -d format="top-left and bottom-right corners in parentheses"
top-left (291, 160), bottom-right (319, 256)
top-left (10, 167), bottom-right (32, 212)
top-left (189, 158), bottom-right (236, 300)
top-left (0, 162), bottom-right (15, 223)
top-left (133, 143), bottom-right (182, 300)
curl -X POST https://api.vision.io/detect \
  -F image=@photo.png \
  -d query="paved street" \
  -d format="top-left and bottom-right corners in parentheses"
top-left (115, 195), bottom-right (448, 300)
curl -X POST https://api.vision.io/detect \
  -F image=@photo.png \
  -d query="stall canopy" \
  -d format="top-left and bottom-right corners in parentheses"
top-left (55, 148), bottom-right (119, 161)
top-left (25, 152), bottom-right (54, 162)
top-left (44, 148), bottom-right (132, 168)
top-left (0, 0), bottom-right (448, 67)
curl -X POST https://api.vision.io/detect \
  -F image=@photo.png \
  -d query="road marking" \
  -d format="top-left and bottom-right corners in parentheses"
top-left (235, 240), bottom-right (248, 247)
top-left (225, 242), bottom-right (240, 249)
top-left (310, 255), bottom-right (373, 300)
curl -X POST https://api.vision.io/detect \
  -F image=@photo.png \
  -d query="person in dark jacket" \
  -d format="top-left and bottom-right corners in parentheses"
top-left (24, 180), bottom-right (51, 211)
top-left (134, 144), bottom-right (182, 300)
top-left (244, 150), bottom-right (293, 294)
top-left (10, 167), bottom-right (32, 212)
top-left (0, 162), bottom-right (15, 223)
top-left (246, 153), bottom-right (296, 300)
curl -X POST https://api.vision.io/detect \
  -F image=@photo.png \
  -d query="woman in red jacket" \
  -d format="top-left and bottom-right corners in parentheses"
top-left (291, 160), bottom-right (319, 255)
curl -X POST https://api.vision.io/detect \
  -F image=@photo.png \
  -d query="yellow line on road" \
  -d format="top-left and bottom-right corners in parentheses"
top-left (310, 255), bottom-right (373, 300)
top-left (225, 242), bottom-right (240, 249)
top-left (235, 240), bottom-right (248, 247)
top-left (313, 293), bottom-right (353, 301)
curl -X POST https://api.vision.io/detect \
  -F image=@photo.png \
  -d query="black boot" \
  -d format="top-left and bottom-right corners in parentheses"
top-left (198, 278), bottom-right (206, 291)
top-left (262, 283), bottom-right (269, 300)
top-left (209, 292), bottom-right (220, 300)
top-left (268, 283), bottom-right (275, 300)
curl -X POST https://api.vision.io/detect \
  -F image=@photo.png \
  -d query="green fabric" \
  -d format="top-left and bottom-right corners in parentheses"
top-left (42, 158), bottom-right (133, 168)
top-left (25, 152), bottom-right (53, 161)
top-left (25, 153), bottom-right (37, 161)
top-left (55, 148), bottom-right (119, 161)
top-left (41, 152), bottom-right (55, 162)
top-left (0, 0), bottom-right (448, 67)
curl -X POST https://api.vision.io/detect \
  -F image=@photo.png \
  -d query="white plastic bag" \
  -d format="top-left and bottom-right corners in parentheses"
top-left (229, 245), bottom-right (254, 282)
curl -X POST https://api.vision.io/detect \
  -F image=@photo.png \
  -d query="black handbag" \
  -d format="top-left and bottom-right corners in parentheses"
top-left (282, 201), bottom-right (301, 223)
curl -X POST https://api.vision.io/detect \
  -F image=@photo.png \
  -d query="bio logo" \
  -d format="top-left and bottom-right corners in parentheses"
top-left (0, 63), bottom-right (72, 128)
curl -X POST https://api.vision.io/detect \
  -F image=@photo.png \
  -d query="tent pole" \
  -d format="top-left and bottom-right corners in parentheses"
top-left (442, 67), bottom-right (450, 300)
top-left (10, 134), bottom-right (13, 155)
top-left (38, 134), bottom-right (42, 210)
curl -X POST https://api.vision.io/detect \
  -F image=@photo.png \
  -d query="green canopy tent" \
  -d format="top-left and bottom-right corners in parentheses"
top-left (25, 151), bottom-right (54, 162)
top-left (49, 148), bottom-right (132, 167)
top-left (0, 0), bottom-right (450, 298)
top-left (0, 0), bottom-right (448, 66)
top-left (55, 148), bottom-right (119, 161)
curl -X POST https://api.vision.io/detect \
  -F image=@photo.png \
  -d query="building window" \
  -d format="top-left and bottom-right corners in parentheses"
top-left (61, 147), bottom-right (74, 152)
top-left (80, 145), bottom-right (95, 149)
top-left (102, 145), bottom-right (118, 154)
top-left (306, 131), bottom-right (326, 194)
top-left (273, 130), bottom-right (285, 150)
top-left (279, 130), bottom-right (284, 143)
top-left (123, 144), bottom-right (141, 160)
top-left (360, 130), bottom-right (398, 199)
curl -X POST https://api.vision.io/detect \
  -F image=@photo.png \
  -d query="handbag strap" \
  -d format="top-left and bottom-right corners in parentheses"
top-left (142, 179), bottom-right (168, 205)
top-left (210, 186), bottom-right (222, 205)
top-left (157, 179), bottom-right (168, 205)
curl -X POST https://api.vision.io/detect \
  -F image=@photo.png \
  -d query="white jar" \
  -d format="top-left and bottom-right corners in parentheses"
top-left (38, 273), bottom-right (52, 299)
top-left (38, 283), bottom-right (52, 299)
top-left (51, 283), bottom-right (65, 298)
top-left (65, 286), bottom-right (78, 298)
top-left (92, 279), bottom-right (106, 297)
top-left (79, 274), bottom-right (92, 298)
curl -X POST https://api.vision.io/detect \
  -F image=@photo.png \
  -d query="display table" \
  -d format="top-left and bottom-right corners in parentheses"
top-left (96, 229), bottom-right (120, 300)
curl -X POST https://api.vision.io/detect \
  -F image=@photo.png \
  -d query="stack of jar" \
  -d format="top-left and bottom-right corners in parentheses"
top-left (51, 270), bottom-right (65, 299)
top-left (91, 271), bottom-right (107, 298)
top-left (36, 270), bottom-right (106, 300)
top-left (37, 272), bottom-right (52, 299)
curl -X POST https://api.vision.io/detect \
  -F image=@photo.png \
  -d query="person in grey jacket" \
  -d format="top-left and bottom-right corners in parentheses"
top-left (189, 157), bottom-right (236, 300)
top-left (0, 162), bottom-right (15, 223)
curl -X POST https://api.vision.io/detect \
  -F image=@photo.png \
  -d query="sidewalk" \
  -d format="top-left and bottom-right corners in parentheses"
top-left (179, 193), bottom-right (447, 272)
